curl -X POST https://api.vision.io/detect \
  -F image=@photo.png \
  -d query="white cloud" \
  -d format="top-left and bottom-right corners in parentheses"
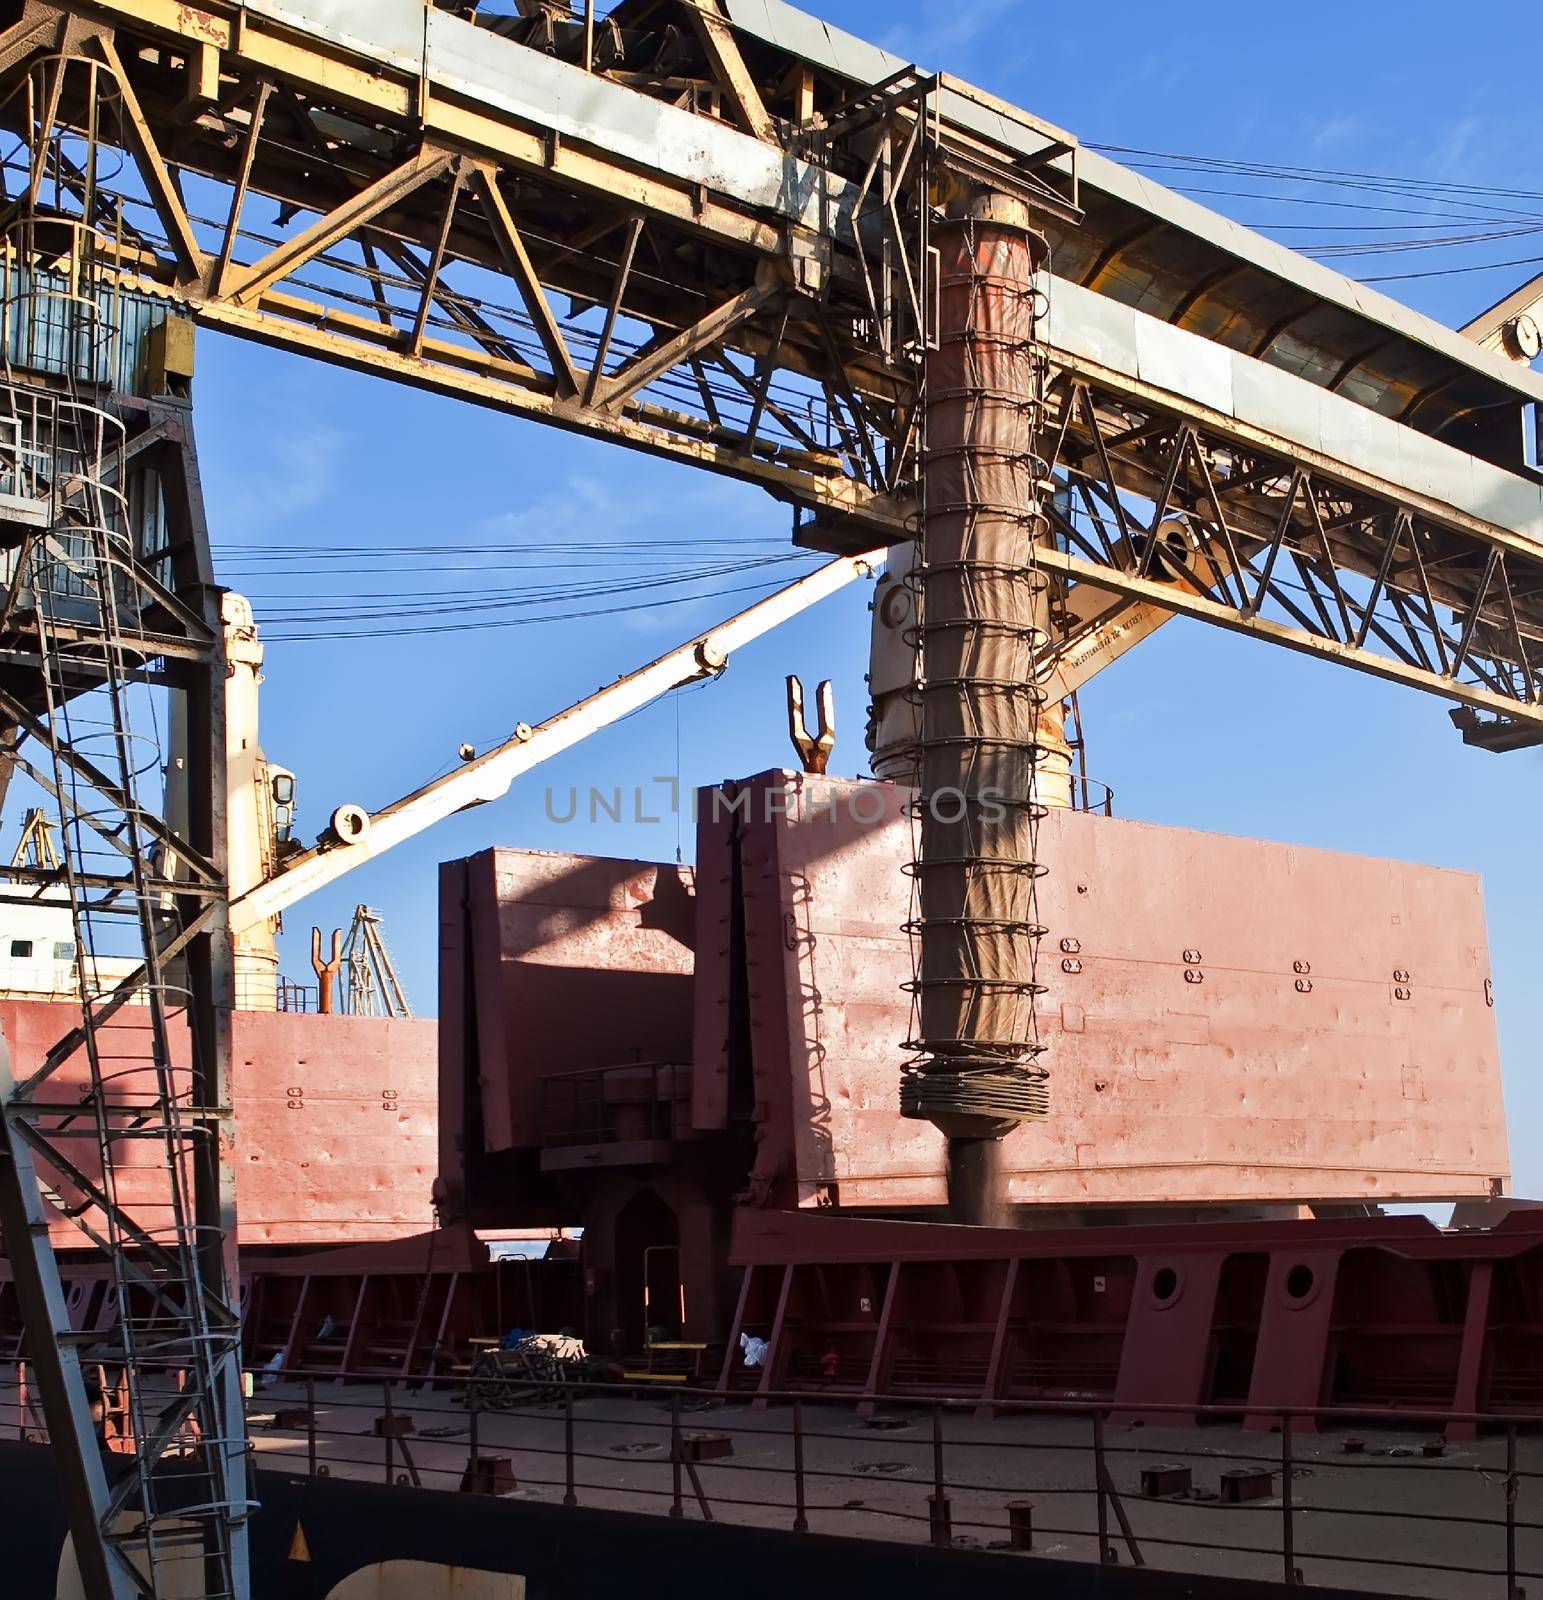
top-left (877, 0), bottom-right (1036, 85)
top-left (268, 425), bottom-right (346, 515)
top-left (476, 468), bottom-right (785, 548)
top-left (1428, 115), bottom-right (1481, 180)
top-left (210, 412), bottom-right (347, 540)
top-left (1307, 112), bottom-right (1365, 155)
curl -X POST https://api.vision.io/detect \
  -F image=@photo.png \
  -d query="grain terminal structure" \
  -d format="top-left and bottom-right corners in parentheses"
top-left (0, 1), bottom-right (1538, 1595)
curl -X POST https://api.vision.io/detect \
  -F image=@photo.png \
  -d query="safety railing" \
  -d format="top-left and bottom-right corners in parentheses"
top-left (1069, 772), bottom-right (1114, 817)
top-left (2, 1364), bottom-right (1537, 1597)
top-left (538, 1061), bottom-right (691, 1147)
top-left (273, 976), bottom-right (317, 1013)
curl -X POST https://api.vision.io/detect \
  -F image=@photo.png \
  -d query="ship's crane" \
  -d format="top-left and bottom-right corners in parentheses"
top-left (340, 906), bottom-right (411, 1019)
top-left (229, 546), bottom-right (878, 929)
top-left (8, 808), bottom-right (60, 874)
top-left (0, 1), bottom-right (1539, 1595)
top-left (226, 540), bottom-right (1176, 929)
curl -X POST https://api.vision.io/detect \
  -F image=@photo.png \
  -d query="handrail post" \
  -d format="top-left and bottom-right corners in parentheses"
top-left (1507, 1422), bottom-right (1519, 1599)
top-left (928, 1401), bottom-right (951, 1547)
top-left (306, 1373), bottom-right (317, 1477)
top-left (670, 1390), bottom-right (684, 1518)
top-left (382, 1379), bottom-right (395, 1484)
top-left (1094, 1411), bottom-right (1110, 1563)
top-left (564, 1384), bottom-right (577, 1506)
top-left (1282, 1412), bottom-right (1296, 1584)
top-left (467, 1371), bottom-right (480, 1488)
top-left (792, 1397), bottom-right (808, 1532)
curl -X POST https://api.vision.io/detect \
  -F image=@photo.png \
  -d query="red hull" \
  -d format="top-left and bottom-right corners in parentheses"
top-left (0, 1001), bottom-right (438, 1250)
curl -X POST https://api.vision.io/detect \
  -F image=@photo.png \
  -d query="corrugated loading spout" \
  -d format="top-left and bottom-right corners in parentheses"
top-left (904, 191), bottom-right (1056, 1215)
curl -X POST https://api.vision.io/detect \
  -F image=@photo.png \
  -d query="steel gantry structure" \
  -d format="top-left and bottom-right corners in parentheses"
top-left (0, 219), bottom-right (249, 1596)
top-left (0, 0), bottom-right (1536, 730)
top-left (0, 0), bottom-right (1541, 1592)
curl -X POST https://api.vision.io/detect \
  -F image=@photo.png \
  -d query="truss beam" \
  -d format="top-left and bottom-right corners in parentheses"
top-left (1021, 366), bottom-right (1543, 726)
top-left (0, 1), bottom-right (1537, 729)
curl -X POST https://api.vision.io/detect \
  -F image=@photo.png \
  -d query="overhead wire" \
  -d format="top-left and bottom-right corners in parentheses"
top-left (1089, 143), bottom-right (1543, 203)
top-left (215, 547), bottom-right (791, 582)
top-left (210, 538), bottom-right (819, 638)
top-left (248, 553), bottom-right (816, 621)
top-left (259, 569), bottom-right (827, 642)
top-left (1360, 252), bottom-right (1543, 284)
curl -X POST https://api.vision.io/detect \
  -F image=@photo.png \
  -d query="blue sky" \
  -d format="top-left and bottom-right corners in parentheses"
top-left (190, 0), bottom-right (1543, 1190)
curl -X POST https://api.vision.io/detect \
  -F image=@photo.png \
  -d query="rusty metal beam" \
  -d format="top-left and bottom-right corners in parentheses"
top-left (1033, 540), bottom-right (1543, 729)
top-left (685, 0), bottom-right (778, 143)
top-left (1047, 348), bottom-right (1543, 582)
top-left (92, 31), bottom-right (206, 282)
top-left (407, 156), bottom-right (465, 357)
top-left (219, 144), bottom-right (457, 306)
top-left (472, 163), bottom-right (583, 398)
top-left (594, 280), bottom-right (781, 412)
top-left (57, 0), bottom-right (794, 256)
top-left (213, 79), bottom-right (271, 296)
top-left (0, 9), bottom-right (61, 77)
top-left (584, 214), bottom-right (644, 408)
top-left (6, 0), bottom-right (1543, 734)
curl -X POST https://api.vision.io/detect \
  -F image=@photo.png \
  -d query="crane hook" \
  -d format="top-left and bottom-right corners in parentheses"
top-left (310, 926), bottom-right (342, 1014)
top-left (786, 674), bottom-right (835, 774)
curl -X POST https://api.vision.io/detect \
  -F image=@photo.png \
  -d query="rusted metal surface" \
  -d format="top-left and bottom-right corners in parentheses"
top-left (230, 1011), bottom-right (438, 1246)
top-left (693, 771), bottom-right (1508, 1211)
top-left (311, 927), bottom-right (342, 1014)
top-left (785, 675), bottom-right (835, 775)
top-left (436, 848), bottom-right (726, 1348)
top-left (437, 774), bottom-right (1508, 1372)
top-left (237, 1227), bottom-right (581, 1380)
top-left (15, 1199), bottom-right (1543, 1447)
top-left (0, 1002), bottom-right (437, 1249)
top-left (722, 1206), bottom-right (1543, 1431)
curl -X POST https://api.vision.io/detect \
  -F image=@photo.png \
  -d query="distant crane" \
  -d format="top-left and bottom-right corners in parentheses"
top-left (341, 906), bottom-right (412, 1019)
top-left (8, 809), bottom-right (60, 873)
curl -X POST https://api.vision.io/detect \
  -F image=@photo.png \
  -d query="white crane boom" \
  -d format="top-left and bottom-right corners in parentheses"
top-left (229, 550), bottom-right (882, 932)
